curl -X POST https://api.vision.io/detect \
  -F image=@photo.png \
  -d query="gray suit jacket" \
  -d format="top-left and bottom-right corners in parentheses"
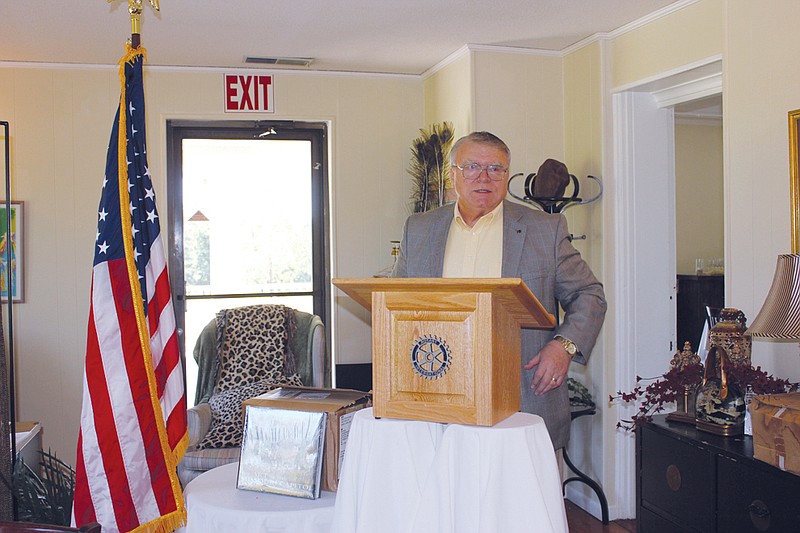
top-left (392, 200), bottom-right (607, 448)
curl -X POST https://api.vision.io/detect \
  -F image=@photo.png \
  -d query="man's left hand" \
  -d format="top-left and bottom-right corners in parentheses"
top-left (524, 340), bottom-right (572, 396)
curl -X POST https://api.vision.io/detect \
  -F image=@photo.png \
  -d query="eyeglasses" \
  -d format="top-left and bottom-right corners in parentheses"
top-left (454, 163), bottom-right (508, 181)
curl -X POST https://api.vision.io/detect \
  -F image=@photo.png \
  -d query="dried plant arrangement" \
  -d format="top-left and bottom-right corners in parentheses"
top-left (610, 360), bottom-right (796, 431)
top-left (408, 122), bottom-right (455, 213)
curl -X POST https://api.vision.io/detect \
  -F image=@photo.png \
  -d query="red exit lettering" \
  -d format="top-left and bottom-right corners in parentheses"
top-left (224, 75), bottom-right (274, 113)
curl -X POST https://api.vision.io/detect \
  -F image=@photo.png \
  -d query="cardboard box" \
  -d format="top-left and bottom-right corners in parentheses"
top-left (243, 386), bottom-right (372, 492)
top-left (750, 392), bottom-right (800, 476)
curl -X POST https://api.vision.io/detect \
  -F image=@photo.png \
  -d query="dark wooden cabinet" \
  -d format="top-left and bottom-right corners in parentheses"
top-left (636, 415), bottom-right (800, 532)
top-left (676, 274), bottom-right (724, 350)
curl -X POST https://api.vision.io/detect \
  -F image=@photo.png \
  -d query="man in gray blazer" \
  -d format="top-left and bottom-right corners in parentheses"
top-left (392, 131), bottom-right (607, 450)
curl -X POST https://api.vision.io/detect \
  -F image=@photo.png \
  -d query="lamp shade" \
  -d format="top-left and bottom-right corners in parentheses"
top-left (746, 254), bottom-right (800, 338)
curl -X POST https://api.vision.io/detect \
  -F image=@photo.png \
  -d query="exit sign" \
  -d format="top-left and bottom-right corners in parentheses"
top-left (224, 74), bottom-right (274, 113)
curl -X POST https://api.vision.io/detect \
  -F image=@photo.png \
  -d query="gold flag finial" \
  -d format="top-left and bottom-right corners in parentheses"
top-left (108, 0), bottom-right (160, 48)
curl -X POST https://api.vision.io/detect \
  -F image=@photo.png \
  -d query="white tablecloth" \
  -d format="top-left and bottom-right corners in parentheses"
top-left (177, 462), bottom-right (336, 533)
top-left (331, 408), bottom-right (568, 533)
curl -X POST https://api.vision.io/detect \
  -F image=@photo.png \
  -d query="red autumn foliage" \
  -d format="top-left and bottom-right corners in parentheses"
top-left (609, 362), bottom-right (797, 431)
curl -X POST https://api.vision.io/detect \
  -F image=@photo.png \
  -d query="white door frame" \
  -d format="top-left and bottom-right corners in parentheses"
top-left (608, 56), bottom-right (722, 518)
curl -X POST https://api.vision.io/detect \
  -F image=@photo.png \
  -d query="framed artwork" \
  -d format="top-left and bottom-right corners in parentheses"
top-left (0, 201), bottom-right (23, 302)
top-left (790, 109), bottom-right (800, 253)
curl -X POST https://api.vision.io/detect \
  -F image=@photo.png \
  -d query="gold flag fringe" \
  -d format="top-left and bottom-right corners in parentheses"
top-left (115, 43), bottom-right (187, 533)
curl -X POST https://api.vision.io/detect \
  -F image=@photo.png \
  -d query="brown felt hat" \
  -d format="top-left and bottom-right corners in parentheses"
top-left (533, 158), bottom-right (570, 202)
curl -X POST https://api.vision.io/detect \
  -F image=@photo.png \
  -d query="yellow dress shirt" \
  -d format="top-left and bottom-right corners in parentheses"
top-left (442, 202), bottom-right (504, 278)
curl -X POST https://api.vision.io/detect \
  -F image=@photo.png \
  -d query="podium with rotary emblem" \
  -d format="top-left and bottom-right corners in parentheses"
top-left (333, 278), bottom-right (555, 426)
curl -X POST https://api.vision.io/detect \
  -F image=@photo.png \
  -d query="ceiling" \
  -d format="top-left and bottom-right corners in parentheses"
top-left (2, 0), bottom-right (681, 75)
top-left (675, 94), bottom-right (723, 121)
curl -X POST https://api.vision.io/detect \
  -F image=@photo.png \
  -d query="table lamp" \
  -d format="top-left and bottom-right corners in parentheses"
top-left (745, 254), bottom-right (800, 339)
top-left (740, 254), bottom-right (800, 436)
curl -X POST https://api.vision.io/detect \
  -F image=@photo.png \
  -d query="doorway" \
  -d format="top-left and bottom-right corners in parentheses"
top-left (610, 57), bottom-right (723, 517)
top-left (166, 120), bottom-right (330, 404)
top-left (674, 95), bottom-right (724, 353)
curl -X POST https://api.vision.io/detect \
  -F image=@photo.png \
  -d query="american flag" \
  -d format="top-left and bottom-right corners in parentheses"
top-left (73, 45), bottom-right (187, 533)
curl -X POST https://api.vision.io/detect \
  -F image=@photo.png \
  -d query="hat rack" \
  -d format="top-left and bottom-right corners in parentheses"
top-left (507, 172), bottom-right (603, 241)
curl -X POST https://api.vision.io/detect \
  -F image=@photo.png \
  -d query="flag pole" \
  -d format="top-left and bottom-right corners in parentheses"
top-left (130, 5), bottom-right (141, 50)
top-left (115, 0), bottom-right (160, 49)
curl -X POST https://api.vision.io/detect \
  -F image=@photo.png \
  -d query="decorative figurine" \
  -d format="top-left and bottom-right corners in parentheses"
top-left (695, 345), bottom-right (746, 436)
top-left (666, 342), bottom-right (702, 424)
top-left (709, 308), bottom-right (752, 367)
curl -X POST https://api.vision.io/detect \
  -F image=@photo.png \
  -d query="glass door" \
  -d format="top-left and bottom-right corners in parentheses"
top-left (167, 121), bottom-right (329, 404)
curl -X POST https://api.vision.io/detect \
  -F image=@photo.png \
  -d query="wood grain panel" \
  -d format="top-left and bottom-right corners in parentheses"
top-left (334, 278), bottom-right (553, 426)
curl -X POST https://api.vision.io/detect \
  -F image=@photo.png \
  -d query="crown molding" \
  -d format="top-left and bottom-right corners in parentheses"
top-left (0, 60), bottom-right (420, 80)
top-left (0, 61), bottom-right (114, 72)
top-left (562, 0), bottom-right (701, 56)
top-left (651, 70), bottom-right (722, 108)
top-left (612, 55), bottom-right (722, 94)
top-left (609, 0), bottom-right (701, 39)
top-left (465, 43), bottom-right (560, 58)
top-left (562, 33), bottom-right (612, 56)
top-left (422, 43), bottom-right (559, 80)
top-left (421, 45), bottom-right (471, 79)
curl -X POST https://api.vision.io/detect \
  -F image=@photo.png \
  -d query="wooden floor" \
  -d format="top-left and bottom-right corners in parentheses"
top-left (565, 500), bottom-right (636, 533)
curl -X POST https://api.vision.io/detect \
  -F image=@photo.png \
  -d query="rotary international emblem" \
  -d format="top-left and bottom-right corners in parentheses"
top-left (410, 334), bottom-right (451, 379)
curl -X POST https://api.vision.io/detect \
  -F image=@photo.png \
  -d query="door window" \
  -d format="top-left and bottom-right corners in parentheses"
top-left (167, 121), bottom-right (329, 403)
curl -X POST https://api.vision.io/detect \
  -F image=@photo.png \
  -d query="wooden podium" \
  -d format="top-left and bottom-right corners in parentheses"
top-left (333, 278), bottom-right (555, 426)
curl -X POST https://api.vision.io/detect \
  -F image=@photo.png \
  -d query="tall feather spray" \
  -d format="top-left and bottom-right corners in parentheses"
top-left (408, 122), bottom-right (454, 212)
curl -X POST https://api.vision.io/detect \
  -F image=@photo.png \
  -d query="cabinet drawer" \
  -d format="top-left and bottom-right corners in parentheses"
top-left (638, 505), bottom-right (699, 533)
top-left (640, 425), bottom-right (715, 532)
top-left (717, 455), bottom-right (800, 532)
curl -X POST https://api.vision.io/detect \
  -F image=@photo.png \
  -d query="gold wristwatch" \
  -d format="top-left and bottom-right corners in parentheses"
top-left (554, 335), bottom-right (578, 357)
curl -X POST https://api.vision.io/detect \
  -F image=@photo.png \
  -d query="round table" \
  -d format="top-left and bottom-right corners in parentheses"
top-left (178, 462), bottom-right (336, 533)
top-left (331, 408), bottom-right (568, 533)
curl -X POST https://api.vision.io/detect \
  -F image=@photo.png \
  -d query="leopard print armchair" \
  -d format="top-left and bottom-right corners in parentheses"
top-left (177, 306), bottom-right (327, 486)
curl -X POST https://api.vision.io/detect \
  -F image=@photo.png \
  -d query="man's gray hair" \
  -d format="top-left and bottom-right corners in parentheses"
top-left (450, 131), bottom-right (511, 165)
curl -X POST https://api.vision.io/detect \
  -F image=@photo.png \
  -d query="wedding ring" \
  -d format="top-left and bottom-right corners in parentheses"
top-left (551, 376), bottom-right (557, 383)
